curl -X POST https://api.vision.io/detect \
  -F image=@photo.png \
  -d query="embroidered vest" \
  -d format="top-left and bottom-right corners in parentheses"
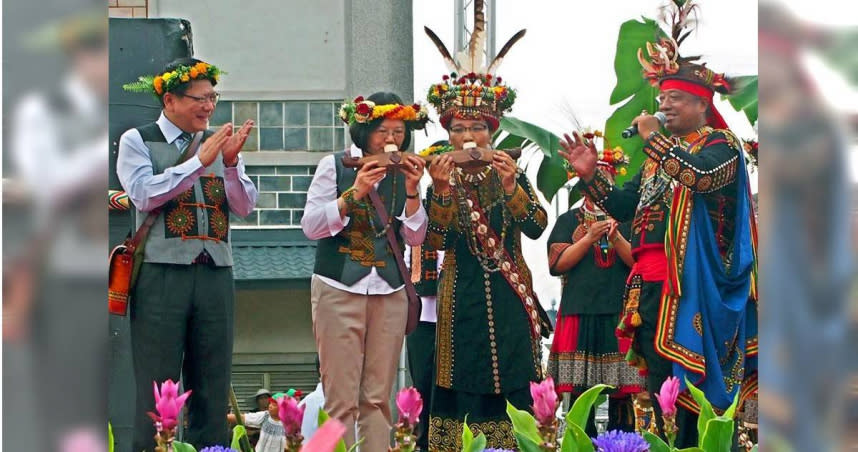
top-left (132, 123), bottom-right (233, 266)
top-left (313, 151), bottom-right (407, 287)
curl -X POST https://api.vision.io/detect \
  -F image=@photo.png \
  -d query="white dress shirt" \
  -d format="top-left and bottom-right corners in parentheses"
top-left (405, 245), bottom-right (443, 323)
top-left (116, 112), bottom-right (257, 216)
top-left (301, 144), bottom-right (428, 294)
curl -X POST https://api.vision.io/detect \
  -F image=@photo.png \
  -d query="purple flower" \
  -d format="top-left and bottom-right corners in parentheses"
top-left (591, 430), bottom-right (649, 452)
top-left (199, 447), bottom-right (238, 452)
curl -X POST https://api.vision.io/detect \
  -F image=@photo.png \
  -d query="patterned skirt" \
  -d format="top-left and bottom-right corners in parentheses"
top-left (547, 313), bottom-right (645, 396)
top-left (428, 385), bottom-right (531, 452)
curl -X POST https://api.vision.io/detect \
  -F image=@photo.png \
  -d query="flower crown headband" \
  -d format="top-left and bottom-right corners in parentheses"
top-left (122, 61), bottom-right (223, 97)
top-left (338, 96), bottom-right (430, 130)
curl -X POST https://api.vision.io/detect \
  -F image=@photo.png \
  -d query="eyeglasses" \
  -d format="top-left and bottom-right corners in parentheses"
top-left (181, 92), bottom-right (220, 105)
top-left (449, 124), bottom-right (489, 135)
top-left (373, 128), bottom-right (406, 137)
top-left (656, 91), bottom-right (698, 105)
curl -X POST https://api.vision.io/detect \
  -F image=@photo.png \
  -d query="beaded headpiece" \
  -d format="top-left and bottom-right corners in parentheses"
top-left (423, 0), bottom-right (525, 130)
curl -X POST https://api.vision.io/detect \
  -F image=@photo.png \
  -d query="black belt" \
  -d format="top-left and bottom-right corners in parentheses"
top-left (192, 250), bottom-right (214, 265)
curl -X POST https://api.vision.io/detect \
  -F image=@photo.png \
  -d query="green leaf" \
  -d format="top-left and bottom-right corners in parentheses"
top-left (699, 418), bottom-right (734, 452)
top-left (566, 384), bottom-right (612, 429)
top-left (559, 422), bottom-right (595, 452)
top-left (604, 16), bottom-right (665, 187)
top-left (609, 17), bottom-right (664, 104)
top-left (461, 415), bottom-right (475, 448)
top-left (493, 129), bottom-right (529, 151)
top-left (536, 154), bottom-right (570, 203)
top-left (721, 75), bottom-right (758, 126)
top-left (642, 431), bottom-right (671, 452)
top-left (722, 391), bottom-right (741, 421)
top-left (513, 432), bottom-right (546, 452)
top-left (684, 376), bottom-right (716, 439)
top-left (171, 442), bottom-right (197, 452)
top-left (346, 438), bottom-right (363, 452)
top-left (499, 117), bottom-right (560, 157)
top-left (506, 400), bottom-right (543, 444)
top-left (604, 84), bottom-right (659, 186)
top-left (319, 409), bottom-right (348, 452)
top-left (231, 425), bottom-right (247, 452)
top-left (461, 418), bottom-right (487, 452)
top-left (108, 423), bottom-right (115, 452)
top-left (497, 116), bottom-right (570, 201)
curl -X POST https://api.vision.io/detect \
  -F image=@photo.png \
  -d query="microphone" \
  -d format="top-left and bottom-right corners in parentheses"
top-left (621, 111), bottom-right (667, 138)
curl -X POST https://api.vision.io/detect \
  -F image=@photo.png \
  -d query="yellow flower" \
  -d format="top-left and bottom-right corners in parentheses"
top-left (493, 86), bottom-right (504, 96)
top-left (594, 130), bottom-right (604, 138)
top-left (371, 104), bottom-right (397, 119)
top-left (619, 167), bottom-right (627, 175)
top-left (180, 74), bottom-right (190, 82)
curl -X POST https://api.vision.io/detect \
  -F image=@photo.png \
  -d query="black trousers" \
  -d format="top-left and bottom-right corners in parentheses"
top-left (406, 321), bottom-right (436, 450)
top-left (635, 281), bottom-right (699, 449)
top-left (131, 263), bottom-right (235, 452)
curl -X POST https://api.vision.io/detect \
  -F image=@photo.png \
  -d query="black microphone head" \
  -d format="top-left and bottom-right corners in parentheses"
top-left (621, 127), bottom-right (636, 139)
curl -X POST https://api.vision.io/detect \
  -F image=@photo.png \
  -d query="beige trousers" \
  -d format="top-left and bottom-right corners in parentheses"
top-left (310, 276), bottom-right (408, 452)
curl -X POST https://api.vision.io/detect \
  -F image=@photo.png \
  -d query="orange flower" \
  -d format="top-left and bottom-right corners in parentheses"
top-left (153, 76), bottom-right (164, 95)
top-left (189, 67), bottom-right (199, 78)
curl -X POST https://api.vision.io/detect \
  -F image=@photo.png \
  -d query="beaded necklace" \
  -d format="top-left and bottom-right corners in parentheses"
top-left (366, 170), bottom-right (398, 238)
top-left (453, 168), bottom-right (510, 273)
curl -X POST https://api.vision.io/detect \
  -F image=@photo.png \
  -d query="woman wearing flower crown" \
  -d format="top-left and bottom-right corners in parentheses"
top-left (546, 145), bottom-right (645, 436)
top-left (301, 91), bottom-right (429, 452)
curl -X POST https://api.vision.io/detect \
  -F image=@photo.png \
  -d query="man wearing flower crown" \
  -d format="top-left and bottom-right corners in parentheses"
top-left (117, 57), bottom-right (258, 451)
top-left (301, 91), bottom-right (428, 452)
top-left (561, 42), bottom-right (758, 447)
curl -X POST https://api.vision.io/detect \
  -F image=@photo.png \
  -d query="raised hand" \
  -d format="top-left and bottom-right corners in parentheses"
top-left (198, 123), bottom-right (231, 167)
top-left (558, 131), bottom-right (598, 182)
top-left (222, 119), bottom-right (255, 166)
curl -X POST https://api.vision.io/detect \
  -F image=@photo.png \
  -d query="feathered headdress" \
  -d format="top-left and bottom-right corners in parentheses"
top-left (638, 0), bottom-right (732, 128)
top-left (424, 0), bottom-right (526, 129)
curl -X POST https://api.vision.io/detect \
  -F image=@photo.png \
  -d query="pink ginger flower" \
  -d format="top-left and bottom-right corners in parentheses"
top-left (277, 395), bottom-right (305, 436)
top-left (654, 376), bottom-right (680, 417)
top-left (148, 379), bottom-right (191, 431)
top-left (396, 387), bottom-right (424, 427)
top-left (530, 377), bottom-right (558, 425)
